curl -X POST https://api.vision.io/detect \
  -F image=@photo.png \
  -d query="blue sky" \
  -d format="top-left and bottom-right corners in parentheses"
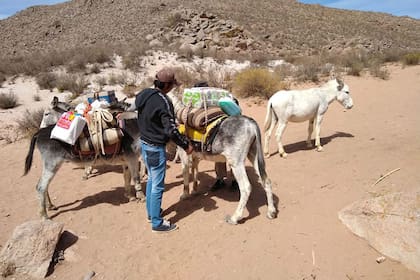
top-left (1, 0), bottom-right (420, 20)
top-left (0, 0), bottom-right (68, 19)
top-left (299, 0), bottom-right (420, 19)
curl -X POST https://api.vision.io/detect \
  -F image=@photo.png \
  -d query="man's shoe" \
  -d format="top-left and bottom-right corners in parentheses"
top-left (152, 220), bottom-right (178, 233)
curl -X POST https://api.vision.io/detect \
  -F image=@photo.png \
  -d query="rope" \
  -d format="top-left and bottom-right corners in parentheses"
top-left (88, 108), bottom-right (114, 155)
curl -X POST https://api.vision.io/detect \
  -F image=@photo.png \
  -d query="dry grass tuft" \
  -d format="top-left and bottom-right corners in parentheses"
top-left (16, 108), bottom-right (45, 139)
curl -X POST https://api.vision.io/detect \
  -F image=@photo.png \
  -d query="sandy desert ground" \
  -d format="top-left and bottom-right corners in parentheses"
top-left (0, 64), bottom-right (419, 280)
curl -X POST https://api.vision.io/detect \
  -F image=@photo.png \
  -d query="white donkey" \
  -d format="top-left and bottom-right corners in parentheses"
top-left (263, 78), bottom-right (353, 158)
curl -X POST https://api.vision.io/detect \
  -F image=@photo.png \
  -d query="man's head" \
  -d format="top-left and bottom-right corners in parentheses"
top-left (155, 67), bottom-right (179, 93)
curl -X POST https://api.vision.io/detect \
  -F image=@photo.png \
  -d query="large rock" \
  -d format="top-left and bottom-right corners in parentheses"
top-left (0, 220), bottom-right (64, 279)
top-left (338, 191), bottom-right (420, 273)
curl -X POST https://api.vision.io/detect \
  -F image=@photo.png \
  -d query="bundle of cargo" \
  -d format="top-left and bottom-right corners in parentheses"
top-left (181, 87), bottom-right (241, 118)
top-left (87, 90), bottom-right (117, 104)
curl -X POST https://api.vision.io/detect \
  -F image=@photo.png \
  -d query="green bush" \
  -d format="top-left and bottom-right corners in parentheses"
top-left (232, 68), bottom-right (285, 99)
top-left (402, 53), bottom-right (420, 65)
top-left (0, 92), bottom-right (19, 109)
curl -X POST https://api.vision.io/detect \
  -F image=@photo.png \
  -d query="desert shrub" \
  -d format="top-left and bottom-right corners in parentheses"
top-left (346, 61), bottom-right (364, 76)
top-left (66, 55), bottom-right (88, 73)
top-left (55, 73), bottom-right (89, 97)
top-left (16, 108), bottom-right (45, 138)
top-left (369, 62), bottom-right (390, 80)
top-left (36, 72), bottom-right (57, 91)
top-left (294, 62), bottom-right (320, 82)
top-left (339, 50), bottom-right (369, 76)
top-left (94, 75), bottom-right (107, 87)
top-left (381, 48), bottom-right (406, 63)
top-left (90, 63), bottom-right (101, 74)
top-left (122, 84), bottom-right (142, 98)
top-left (173, 67), bottom-right (198, 89)
top-left (108, 72), bottom-right (128, 85)
top-left (121, 43), bottom-right (147, 71)
top-left (232, 68), bottom-right (285, 99)
top-left (402, 52), bottom-right (420, 65)
top-left (0, 91), bottom-right (19, 109)
top-left (0, 72), bottom-right (6, 86)
top-left (166, 12), bottom-right (185, 28)
top-left (33, 94), bottom-right (41, 102)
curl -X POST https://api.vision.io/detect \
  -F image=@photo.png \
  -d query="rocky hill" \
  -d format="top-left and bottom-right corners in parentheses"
top-left (0, 0), bottom-right (419, 58)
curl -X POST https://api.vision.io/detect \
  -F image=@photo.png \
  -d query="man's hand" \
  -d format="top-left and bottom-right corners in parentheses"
top-left (186, 144), bottom-right (194, 155)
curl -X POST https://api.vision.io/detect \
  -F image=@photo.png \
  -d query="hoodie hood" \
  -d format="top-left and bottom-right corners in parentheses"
top-left (135, 88), bottom-right (160, 113)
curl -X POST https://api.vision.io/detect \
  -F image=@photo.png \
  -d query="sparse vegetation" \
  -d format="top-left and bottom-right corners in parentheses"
top-left (0, 91), bottom-right (19, 109)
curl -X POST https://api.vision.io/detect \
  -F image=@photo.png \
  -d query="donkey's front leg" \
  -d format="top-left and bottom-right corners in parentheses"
top-left (314, 115), bottom-right (324, 152)
top-left (306, 118), bottom-right (315, 148)
top-left (225, 165), bottom-right (251, 225)
top-left (126, 156), bottom-right (146, 202)
top-left (178, 147), bottom-right (190, 200)
top-left (81, 165), bottom-right (93, 180)
top-left (190, 155), bottom-right (200, 195)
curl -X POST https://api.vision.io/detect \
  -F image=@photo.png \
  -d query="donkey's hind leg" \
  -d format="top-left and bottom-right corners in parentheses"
top-left (264, 113), bottom-right (278, 158)
top-left (275, 121), bottom-right (288, 158)
top-left (225, 164), bottom-right (251, 225)
top-left (36, 168), bottom-right (57, 219)
top-left (247, 152), bottom-right (276, 220)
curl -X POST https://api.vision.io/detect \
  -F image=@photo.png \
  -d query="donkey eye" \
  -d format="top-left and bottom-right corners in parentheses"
top-left (344, 91), bottom-right (349, 94)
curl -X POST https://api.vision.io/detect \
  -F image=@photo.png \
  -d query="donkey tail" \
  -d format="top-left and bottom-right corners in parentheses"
top-left (24, 131), bottom-right (39, 176)
top-left (263, 102), bottom-right (276, 132)
top-left (255, 121), bottom-right (268, 181)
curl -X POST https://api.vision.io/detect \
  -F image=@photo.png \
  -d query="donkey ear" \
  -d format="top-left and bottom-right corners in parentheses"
top-left (336, 78), bottom-right (344, 91)
top-left (51, 96), bottom-right (59, 107)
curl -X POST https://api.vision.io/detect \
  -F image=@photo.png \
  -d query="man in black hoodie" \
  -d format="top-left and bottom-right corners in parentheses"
top-left (136, 68), bottom-right (193, 233)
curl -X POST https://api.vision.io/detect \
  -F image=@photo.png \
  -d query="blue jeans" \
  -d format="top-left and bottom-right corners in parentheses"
top-left (140, 140), bottom-right (166, 228)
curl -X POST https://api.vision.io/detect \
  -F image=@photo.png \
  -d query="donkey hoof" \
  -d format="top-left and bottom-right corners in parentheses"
top-left (224, 215), bottom-right (238, 225)
top-left (180, 193), bottom-right (189, 200)
top-left (316, 146), bottom-right (323, 152)
top-left (135, 191), bottom-right (146, 202)
top-left (264, 153), bottom-right (270, 158)
top-left (266, 211), bottom-right (277, 219)
top-left (81, 175), bottom-right (88, 180)
top-left (280, 152), bottom-right (288, 158)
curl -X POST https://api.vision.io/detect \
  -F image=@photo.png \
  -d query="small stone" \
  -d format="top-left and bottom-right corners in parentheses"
top-left (376, 256), bottom-right (386, 263)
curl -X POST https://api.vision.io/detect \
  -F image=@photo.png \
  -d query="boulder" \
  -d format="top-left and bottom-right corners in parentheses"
top-left (0, 220), bottom-right (64, 278)
top-left (338, 191), bottom-right (420, 273)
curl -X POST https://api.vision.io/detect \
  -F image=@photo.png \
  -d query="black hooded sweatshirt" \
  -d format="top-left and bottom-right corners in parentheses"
top-left (135, 88), bottom-right (189, 150)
